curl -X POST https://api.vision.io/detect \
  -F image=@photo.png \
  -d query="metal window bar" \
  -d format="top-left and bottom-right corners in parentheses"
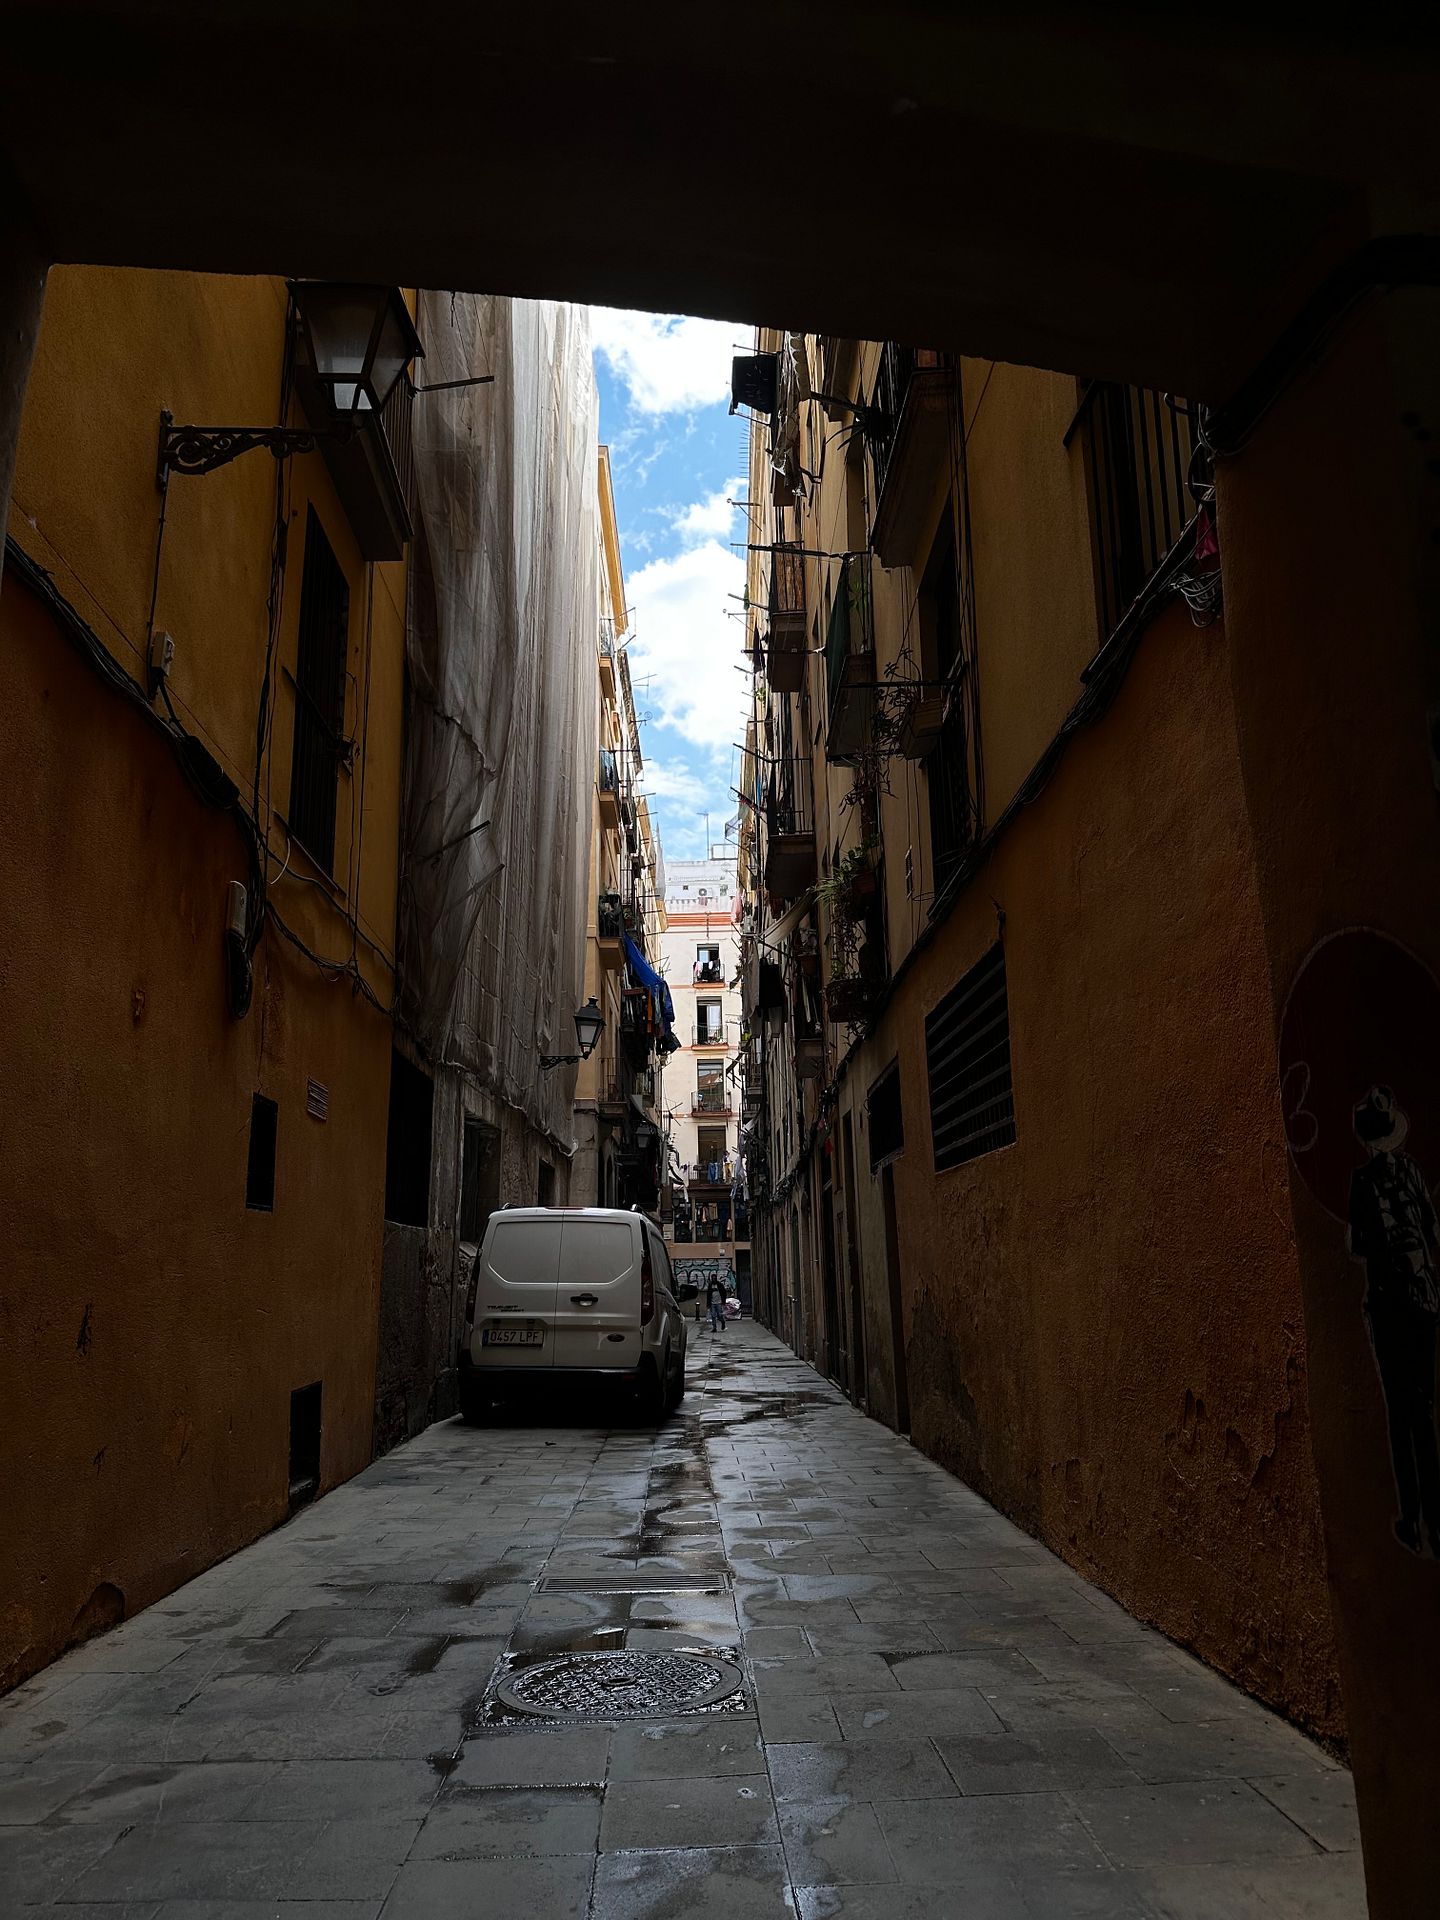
top-left (925, 943), bottom-right (1015, 1172)
top-left (288, 507), bottom-right (349, 873)
top-left (1070, 382), bottom-right (1200, 641)
top-left (379, 371), bottom-right (416, 524)
top-left (766, 749), bottom-right (815, 840)
top-left (599, 747), bottom-right (619, 793)
top-left (866, 341), bottom-right (913, 497)
top-left (769, 544), bottom-right (806, 623)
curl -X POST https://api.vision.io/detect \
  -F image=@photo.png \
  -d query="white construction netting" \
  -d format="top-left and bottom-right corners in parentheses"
top-left (397, 293), bottom-right (597, 1150)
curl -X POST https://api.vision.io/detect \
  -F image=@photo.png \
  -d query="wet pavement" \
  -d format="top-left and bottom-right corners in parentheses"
top-left (1, 1319), bottom-right (1364, 1917)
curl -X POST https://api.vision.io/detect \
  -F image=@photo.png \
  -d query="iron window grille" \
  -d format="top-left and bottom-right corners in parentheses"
top-left (1067, 382), bottom-right (1202, 642)
top-left (765, 750), bottom-right (815, 840)
top-left (865, 344), bottom-right (946, 497)
top-left (287, 508), bottom-right (350, 874)
top-left (925, 942), bottom-right (1015, 1172)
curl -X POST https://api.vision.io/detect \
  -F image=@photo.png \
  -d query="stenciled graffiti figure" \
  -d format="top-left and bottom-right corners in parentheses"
top-left (1347, 1086), bottom-right (1440, 1555)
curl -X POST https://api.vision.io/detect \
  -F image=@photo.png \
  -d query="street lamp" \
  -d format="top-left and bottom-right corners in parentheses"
top-left (157, 282), bottom-right (423, 482)
top-left (288, 282), bottom-right (422, 421)
top-left (540, 998), bottom-right (605, 1071)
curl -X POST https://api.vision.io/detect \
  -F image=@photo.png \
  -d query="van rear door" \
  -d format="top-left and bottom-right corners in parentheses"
top-left (552, 1216), bottom-right (642, 1370)
top-left (471, 1215), bottom-right (562, 1369)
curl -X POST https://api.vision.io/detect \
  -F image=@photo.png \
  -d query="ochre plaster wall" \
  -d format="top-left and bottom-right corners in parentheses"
top-left (0, 584), bottom-right (391, 1687)
top-left (872, 599), bottom-right (1342, 1742)
top-left (1216, 299), bottom-right (1440, 1913)
top-left (0, 265), bottom-right (406, 1689)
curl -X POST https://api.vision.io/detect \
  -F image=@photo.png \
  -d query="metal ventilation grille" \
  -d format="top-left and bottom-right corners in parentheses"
top-left (925, 942), bottom-right (1015, 1171)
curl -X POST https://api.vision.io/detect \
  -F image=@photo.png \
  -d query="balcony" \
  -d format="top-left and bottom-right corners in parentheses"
top-left (599, 616), bottom-right (617, 697)
top-left (824, 554), bottom-right (874, 762)
top-left (765, 545), bottom-right (807, 693)
top-left (598, 1078), bottom-right (628, 1121)
top-left (597, 892), bottom-right (624, 969)
top-left (620, 987), bottom-right (656, 1062)
top-left (694, 1021), bottom-right (726, 1048)
top-left (693, 960), bottom-right (725, 986)
top-left (598, 748), bottom-right (620, 829)
top-left (691, 1086), bottom-right (731, 1116)
top-left (294, 356), bottom-right (415, 564)
top-left (688, 1166), bottom-right (734, 1192)
top-left (763, 754), bottom-right (816, 900)
top-left (866, 345), bottom-right (955, 571)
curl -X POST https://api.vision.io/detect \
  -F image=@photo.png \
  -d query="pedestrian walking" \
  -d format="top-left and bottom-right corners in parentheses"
top-left (707, 1273), bottom-right (726, 1334)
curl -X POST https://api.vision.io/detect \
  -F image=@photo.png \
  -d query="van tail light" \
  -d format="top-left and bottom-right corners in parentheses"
top-left (464, 1252), bottom-right (479, 1328)
top-left (640, 1242), bottom-right (655, 1327)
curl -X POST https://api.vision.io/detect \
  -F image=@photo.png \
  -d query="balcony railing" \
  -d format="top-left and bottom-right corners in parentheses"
top-left (599, 615), bottom-right (617, 661)
top-left (598, 892), bottom-right (624, 942)
top-left (824, 554), bottom-right (874, 761)
top-left (692, 1086), bottom-right (729, 1115)
top-left (599, 748), bottom-right (619, 794)
top-left (380, 373), bottom-right (416, 527)
top-left (765, 544), bottom-right (808, 693)
top-left (763, 752), bottom-right (816, 899)
top-left (693, 1021), bottom-right (726, 1046)
top-left (865, 344), bottom-right (954, 569)
top-left (294, 312), bottom-right (416, 563)
top-left (1066, 382), bottom-right (1202, 642)
top-left (693, 960), bottom-right (724, 985)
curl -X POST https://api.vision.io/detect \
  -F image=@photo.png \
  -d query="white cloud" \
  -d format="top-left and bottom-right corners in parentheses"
top-left (591, 308), bottom-right (746, 415)
top-left (641, 758), bottom-right (712, 807)
top-left (626, 536), bottom-right (750, 754)
top-left (670, 482), bottom-right (744, 549)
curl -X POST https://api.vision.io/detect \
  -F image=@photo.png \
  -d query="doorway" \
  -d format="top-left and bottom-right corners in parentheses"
top-left (881, 1164), bottom-right (911, 1433)
top-left (841, 1112), bottom-right (867, 1409)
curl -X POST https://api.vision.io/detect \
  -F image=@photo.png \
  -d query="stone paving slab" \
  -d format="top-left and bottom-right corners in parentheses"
top-left (0, 1320), bottom-right (1363, 1915)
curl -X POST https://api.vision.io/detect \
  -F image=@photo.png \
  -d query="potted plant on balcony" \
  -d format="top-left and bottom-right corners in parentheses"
top-left (824, 972), bottom-right (872, 1024)
top-left (816, 835), bottom-right (879, 919)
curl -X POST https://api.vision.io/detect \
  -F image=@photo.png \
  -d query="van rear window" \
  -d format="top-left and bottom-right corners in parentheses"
top-left (487, 1219), bottom-right (563, 1284)
top-left (561, 1221), bottom-right (635, 1282)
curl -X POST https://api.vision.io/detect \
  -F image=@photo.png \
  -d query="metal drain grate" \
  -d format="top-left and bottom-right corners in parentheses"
top-left (494, 1650), bottom-right (743, 1721)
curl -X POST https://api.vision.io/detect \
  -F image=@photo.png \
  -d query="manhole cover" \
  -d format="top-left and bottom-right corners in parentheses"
top-left (494, 1650), bottom-right (743, 1720)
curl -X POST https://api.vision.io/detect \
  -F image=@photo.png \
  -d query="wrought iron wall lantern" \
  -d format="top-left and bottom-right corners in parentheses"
top-left (540, 998), bottom-right (606, 1071)
top-left (156, 282), bottom-right (424, 484)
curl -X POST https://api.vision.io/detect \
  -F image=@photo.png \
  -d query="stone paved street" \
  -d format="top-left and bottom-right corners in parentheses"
top-left (1, 1321), bottom-right (1364, 1917)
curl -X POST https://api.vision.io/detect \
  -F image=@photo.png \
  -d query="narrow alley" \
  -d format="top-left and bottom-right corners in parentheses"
top-left (1, 1322), bottom-right (1360, 1918)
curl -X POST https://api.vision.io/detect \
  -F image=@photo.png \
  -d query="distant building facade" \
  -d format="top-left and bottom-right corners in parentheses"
top-left (657, 852), bottom-right (750, 1296)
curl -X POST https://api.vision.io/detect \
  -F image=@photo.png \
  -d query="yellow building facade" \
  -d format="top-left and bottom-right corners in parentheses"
top-left (739, 332), bottom-right (1342, 1744)
top-left (1, 268), bottom-right (411, 1689)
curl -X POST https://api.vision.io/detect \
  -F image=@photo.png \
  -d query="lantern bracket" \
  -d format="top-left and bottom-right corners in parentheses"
top-left (157, 410), bottom-right (352, 488)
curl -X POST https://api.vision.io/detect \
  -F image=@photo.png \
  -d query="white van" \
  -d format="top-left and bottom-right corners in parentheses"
top-left (458, 1208), bottom-right (688, 1423)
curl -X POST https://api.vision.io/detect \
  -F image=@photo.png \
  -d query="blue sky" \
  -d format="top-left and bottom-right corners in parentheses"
top-left (589, 309), bottom-right (755, 863)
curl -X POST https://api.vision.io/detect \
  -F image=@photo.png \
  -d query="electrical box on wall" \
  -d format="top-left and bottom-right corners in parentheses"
top-left (147, 628), bottom-right (174, 698)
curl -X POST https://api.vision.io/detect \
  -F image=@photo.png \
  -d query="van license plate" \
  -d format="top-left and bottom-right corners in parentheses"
top-left (482, 1327), bottom-right (544, 1347)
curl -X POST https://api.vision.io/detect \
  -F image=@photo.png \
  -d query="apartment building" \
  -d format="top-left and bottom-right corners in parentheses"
top-left (737, 332), bottom-right (1341, 1743)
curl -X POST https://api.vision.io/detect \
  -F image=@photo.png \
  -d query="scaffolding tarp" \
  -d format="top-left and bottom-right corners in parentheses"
top-left (397, 293), bottom-right (598, 1148)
